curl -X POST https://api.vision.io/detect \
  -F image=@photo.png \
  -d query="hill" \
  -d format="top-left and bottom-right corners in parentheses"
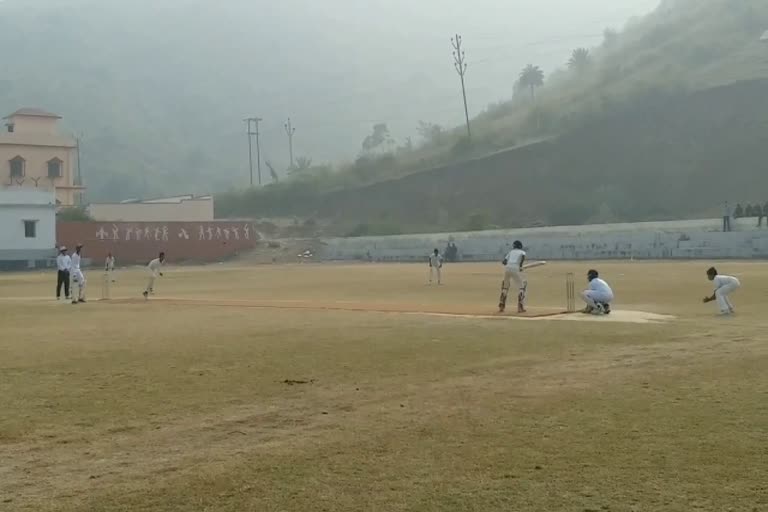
top-left (0, 0), bottom-right (657, 201)
top-left (218, 79), bottom-right (768, 234)
top-left (218, 0), bottom-right (768, 232)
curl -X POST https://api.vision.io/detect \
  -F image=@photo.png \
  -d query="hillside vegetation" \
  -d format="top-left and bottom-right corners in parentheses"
top-left (220, 79), bottom-right (768, 234)
top-left (219, 0), bottom-right (768, 232)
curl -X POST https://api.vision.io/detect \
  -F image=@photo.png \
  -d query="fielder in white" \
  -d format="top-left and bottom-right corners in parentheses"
top-left (428, 249), bottom-right (444, 285)
top-left (580, 269), bottom-right (613, 315)
top-left (143, 252), bottom-right (166, 299)
top-left (104, 252), bottom-right (116, 281)
top-left (499, 240), bottom-right (527, 313)
top-left (703, 267), bottom-right (740, 315)
top-left (70, 244), bottom-right (87, 304)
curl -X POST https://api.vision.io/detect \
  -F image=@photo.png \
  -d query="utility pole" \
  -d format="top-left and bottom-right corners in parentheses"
top-left (284, 117), bottom-right (296, 169)
top-left (451, 34), bottom-right (471, 140)
top-left (75, 134), bottom-right (84, 205)
top-left (244, 117), bottom-right (263, 186)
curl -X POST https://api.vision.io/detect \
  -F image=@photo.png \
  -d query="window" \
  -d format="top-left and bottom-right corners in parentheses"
top-left (47, 158), bottom-right (62, 179)
top-left (6, 123), bottom-right (14, 133)
top-left (24, 220), bottom-right (37, 238)
top-left (9, 156), bottom-right (25, 179)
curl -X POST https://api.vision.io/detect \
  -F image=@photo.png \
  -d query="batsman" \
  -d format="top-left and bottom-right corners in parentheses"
top-left (499, 240), bottom-right (527, 313)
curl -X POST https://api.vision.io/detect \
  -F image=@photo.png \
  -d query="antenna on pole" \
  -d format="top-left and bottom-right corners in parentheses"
top-left (451, 34), bottom-right (471, 140)
top-left (284, 117), bottom-right (296, 170)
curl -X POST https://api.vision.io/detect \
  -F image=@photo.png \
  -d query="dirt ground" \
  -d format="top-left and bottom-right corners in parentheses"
top-left (1, 261), bottom-right (766, 511)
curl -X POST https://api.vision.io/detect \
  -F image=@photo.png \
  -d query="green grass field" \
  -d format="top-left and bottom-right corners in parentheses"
top-left (1, 261), bottom-right (766, 511)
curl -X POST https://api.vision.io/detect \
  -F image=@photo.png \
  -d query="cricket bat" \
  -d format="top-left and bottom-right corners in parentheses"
top-left (522, 261), bottom-right (547, 270)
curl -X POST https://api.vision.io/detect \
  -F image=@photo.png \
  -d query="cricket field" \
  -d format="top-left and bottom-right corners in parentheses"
top-left (1, 261), bottom-right (766, 511)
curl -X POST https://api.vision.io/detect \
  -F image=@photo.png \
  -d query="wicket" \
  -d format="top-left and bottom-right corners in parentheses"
top-left (101, 272), bottom-right (111, 300)
top-left (566, 273), bottom-right (576, 312)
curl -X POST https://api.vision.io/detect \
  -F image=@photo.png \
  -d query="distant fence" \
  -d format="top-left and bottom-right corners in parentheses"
top-left (57, 221), bottom-right (258, 265)
top-left (320, 218), bottom-right (768, 262)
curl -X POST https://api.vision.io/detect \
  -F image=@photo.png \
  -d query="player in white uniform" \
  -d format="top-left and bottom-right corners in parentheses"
top-left (580, 269), bottom-right (613, 315)
top-left (70, 244), bottom-right (87, 304)
top-left (143, 252), bottom-right (166, 299)
top-left (428, 248), bottom-right (444, 285)
top-left (703, 267), bottom-right (740, 315)
top-left (499, 240), bottom-right (527, 313)
top-left (104, 252), bottom-right (116, 281)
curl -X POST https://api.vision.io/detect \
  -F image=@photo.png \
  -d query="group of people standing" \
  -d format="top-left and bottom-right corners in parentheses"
top-left (55, 245), bottom-right (87, 304)
top-left (54, 246), bottom-right (166, 303)
top-left (498, 240), bottom-right (614, 315)
top-left (722, 201), bottom-right (768, 232)
top-left (429, 240), bottom-right (741, 316)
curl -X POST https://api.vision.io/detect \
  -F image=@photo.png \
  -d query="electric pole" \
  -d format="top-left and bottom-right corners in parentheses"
top-left (452, 34), bottom-right (471, 139)
top-left (244, 117), bottom-right (262, 186)
top-left (284, 117), bottom-right (296, 169)
top-left (75, 133), bottom-right (84, 205)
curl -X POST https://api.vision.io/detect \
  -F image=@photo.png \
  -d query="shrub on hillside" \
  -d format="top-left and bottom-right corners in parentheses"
top-left (57, 206), bottom-right (92, 221)
top-left (346, 222), bottom-right (403, 238)
top-left (464, 212), bottom-right (492, 232)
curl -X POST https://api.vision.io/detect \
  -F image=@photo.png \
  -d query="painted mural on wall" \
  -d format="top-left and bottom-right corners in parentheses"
top-left (57, 222), bottom-right (258, 264)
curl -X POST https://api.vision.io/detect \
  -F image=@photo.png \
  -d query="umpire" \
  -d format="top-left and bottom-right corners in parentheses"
top-left (56, 246), bottom-right (71, 300)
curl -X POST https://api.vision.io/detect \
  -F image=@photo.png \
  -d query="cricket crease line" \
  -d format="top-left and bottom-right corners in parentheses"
top-left (101, 298), bottom-right (672, 323)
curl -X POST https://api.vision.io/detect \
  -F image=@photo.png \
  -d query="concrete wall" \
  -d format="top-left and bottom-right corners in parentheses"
top-left (0, 189), bottom-right (56, 265)
top-left (88, 196), bottom-right (214, 222)
top-left (321, 218), bottom-right (768, 261)
top-left (8, 115), bottom-right (59, 136)
top-left (57, 221), bottom-right (257, 265)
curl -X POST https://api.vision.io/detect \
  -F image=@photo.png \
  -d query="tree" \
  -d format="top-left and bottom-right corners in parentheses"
top-left (416, 121), bottom-right (443, 145)
top-left (518, 64), bottom-right (545, 101)
top-left (291, 157), bottom-right (313, 174)
top-left (57, 206), bottom-right (92, 221)
top-left (464, 211), bottom-right (491, 231)
top-left (266, 160), bottom-right (279, 183)
top-left (568, 48), bottom-right (591, 74)
top-left (416, 122), bottom-right (441, 144)
top-left (361, 123), bottom-right (393, 154)
top-left (602, 28), bottom-right (619, 48)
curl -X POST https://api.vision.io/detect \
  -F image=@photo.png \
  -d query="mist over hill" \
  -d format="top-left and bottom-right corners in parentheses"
top-left (217, 0), bottom-right (768, 233)
top-left (0, 0), bottom-right (658, 200)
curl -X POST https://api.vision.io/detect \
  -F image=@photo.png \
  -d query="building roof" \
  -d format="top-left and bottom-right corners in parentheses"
top-left (0, 188), bottom-right (57, 206)
top-left (3, 108), bottom-right (62, 120)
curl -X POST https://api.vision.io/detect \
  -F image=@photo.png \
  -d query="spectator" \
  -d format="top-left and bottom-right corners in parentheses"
top-left (760, 202), bottom-right (768, 228)
top-left (444, 241), bottom-right (459, 262)
top-left (722, 201), bottom-right (732, 232)
top-left (734, 203), bottom-right (744, 219)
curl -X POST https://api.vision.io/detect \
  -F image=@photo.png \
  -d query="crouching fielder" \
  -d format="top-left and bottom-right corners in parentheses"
top-left (499, 240), bottom-right (527, 313)
top-left (703, 267), bottom-right (740, 315)
top-left (580, 269), bottom-right (613, 315)
top-left (143, 252), bottom-right (166, 299)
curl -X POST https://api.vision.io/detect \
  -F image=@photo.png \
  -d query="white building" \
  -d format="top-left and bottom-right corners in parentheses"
top-left (0, 188), bottom-right (56, 270)
top-left (88, 194), bottom-right (214, 222)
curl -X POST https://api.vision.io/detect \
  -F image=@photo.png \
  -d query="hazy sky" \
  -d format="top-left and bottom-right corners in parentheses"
top-left (243, 0), bottom-right (662, 163)
top-left (4, 0), bottom-right (663, 182)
